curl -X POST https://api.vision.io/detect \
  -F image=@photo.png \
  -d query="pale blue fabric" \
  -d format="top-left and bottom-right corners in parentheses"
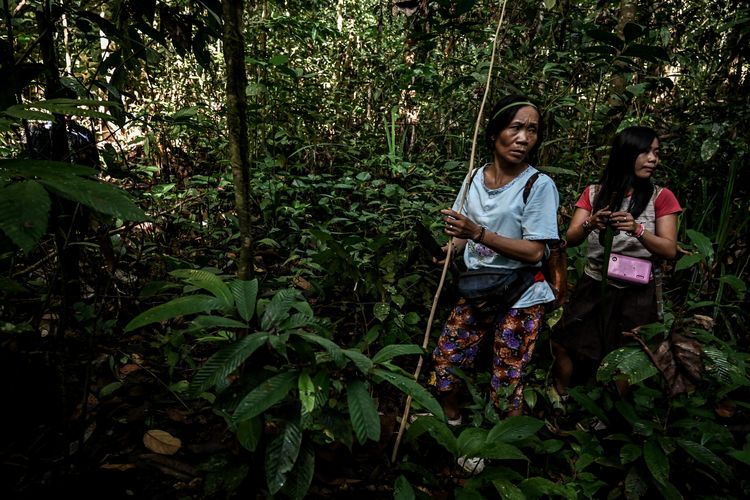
top-left (452, 164), bottom-right (560, 308)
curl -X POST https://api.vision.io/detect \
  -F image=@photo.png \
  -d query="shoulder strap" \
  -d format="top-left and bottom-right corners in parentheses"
top-left (522, 172), bottom-right (541, 204)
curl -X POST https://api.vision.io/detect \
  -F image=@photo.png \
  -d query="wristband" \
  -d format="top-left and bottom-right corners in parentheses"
top-left (475, 226), bottom-right (486, 243)
top-left (582, 218), bottom-right (593, 233)
top-left (633, 223), bottom-right (645, 239)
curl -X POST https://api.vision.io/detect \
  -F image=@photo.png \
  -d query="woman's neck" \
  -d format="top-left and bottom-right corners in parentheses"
top-left (485, 160), bottom-right (528, 189)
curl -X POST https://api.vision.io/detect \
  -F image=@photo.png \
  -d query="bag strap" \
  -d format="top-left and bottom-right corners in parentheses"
top-left (522, 172), bottom-right (541, 204)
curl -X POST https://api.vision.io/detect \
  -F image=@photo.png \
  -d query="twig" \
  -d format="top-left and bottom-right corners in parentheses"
top-left (391, 0), bottom-right (510, 462)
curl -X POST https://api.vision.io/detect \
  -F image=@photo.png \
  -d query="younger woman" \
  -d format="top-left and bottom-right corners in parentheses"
top-left (552, 126), bottom-right (682, 397)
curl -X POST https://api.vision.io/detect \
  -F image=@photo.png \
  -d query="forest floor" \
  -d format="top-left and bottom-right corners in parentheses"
top-left (1, 325), bottom-right (477, 499)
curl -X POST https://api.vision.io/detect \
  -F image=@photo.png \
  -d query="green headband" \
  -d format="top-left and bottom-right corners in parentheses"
top-left (491, 101), bottom-right (537, 120)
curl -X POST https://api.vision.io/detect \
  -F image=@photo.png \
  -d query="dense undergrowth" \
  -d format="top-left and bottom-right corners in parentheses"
top-left (2, 0), bottom-right (750, 498)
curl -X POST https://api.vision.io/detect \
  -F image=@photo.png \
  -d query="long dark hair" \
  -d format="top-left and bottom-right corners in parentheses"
top-left (593, 126), bottom-right (657, 218)
top-left (485, 95), bottom-right (544, 162)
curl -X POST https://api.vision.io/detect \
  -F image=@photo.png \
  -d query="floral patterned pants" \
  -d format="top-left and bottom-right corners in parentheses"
top-left (431, 298), bottom-right (545, 413)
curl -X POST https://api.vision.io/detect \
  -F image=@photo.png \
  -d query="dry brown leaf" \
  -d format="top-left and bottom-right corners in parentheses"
top-left (120, 363), bottom-right (142, 377)
top-left (143, 429), bottom-right (182, 455)
top-left (100, 463), bottom-right (137, 471)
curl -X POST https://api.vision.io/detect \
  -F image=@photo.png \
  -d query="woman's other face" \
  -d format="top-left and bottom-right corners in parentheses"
top-left (494, 106), bottom-right (539, 165)
top-left (634, 138), bottom-right (660, 179)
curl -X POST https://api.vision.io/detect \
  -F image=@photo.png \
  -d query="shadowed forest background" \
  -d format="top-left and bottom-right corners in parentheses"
top-left (1, 0), bottom-right (749, 498)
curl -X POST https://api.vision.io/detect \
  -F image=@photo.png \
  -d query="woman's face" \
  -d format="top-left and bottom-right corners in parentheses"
top-left (634, 138), bottom-right (660, 179)
top-left (494, 106), bottom-right (539, 165)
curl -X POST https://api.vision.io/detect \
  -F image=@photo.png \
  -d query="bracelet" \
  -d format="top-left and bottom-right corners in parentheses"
top-left (582, 218), bottom-right (593, 233)
top-left (475, 226), bottom-right (486, 243)
top-left (633, 223), bottom-right (645, 239)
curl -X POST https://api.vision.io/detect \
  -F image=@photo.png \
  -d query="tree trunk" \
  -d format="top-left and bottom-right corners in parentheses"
top-left (222, 0), bottom-right (254, 280)
top-left (609, 0), bottom-right (637, 104)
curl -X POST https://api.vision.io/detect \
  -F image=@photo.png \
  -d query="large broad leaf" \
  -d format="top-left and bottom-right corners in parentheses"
top-left (687, 229), bottom-right (714, 263)
top-left (39, 175), bottom-right (145, 221)
top-left (280, 438), bottom-right (315, 500)
top-left (405, 415), bottom-right (458, 455)
top-left (597, 346), bottom-right (659, 385)
top-left (236, 417), bottom-right (263, 452)
top-left (479, 441), bottom-right (528, 462)
top-left (124, 294), bottom-right (226, 331)
top-left (189, 332), bottom-right (270, 394)
top-left (486, 416), bottom-right (544, 444)
top-left (292, 332), bottom-right (343, 364)
top-left (233, 370), bottom-right (298, 422)
top-left (261, 288), bottom-right (300, 331)
top-left (519, 477), bottom-right (571, 499)
top-left (171, 269), bottom-right (234, 307)
top-left (676, 439), bottom-right (732, 481)
top-left (371, 344), bottom-right (424, 364)
top-left (457, 427), bottom-right (489, 457)
top-left (346, 380), bottom-right (381, 444)
top-left (265, 419), bottom-right (303, 495)
top-left (393, 475), bottom-right (416, 500)
top-left (643, 439), bottom-right (669, 486)
top-left (492, 480), bottom-right (525, 500)
top-left (228, 278), bottom-right (258, 322)
top-left (372, 368), bottom-right (444, 421)
top-left (342, 349), bottom-right (374, 375)
top-left (184, 315), bottom-right (247, 332)
top-left (0, 181), bottom-right (50, 252)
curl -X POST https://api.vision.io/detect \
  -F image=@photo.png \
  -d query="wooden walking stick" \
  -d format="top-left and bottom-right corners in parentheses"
top-left (391, 0), bottom-right (510, 463)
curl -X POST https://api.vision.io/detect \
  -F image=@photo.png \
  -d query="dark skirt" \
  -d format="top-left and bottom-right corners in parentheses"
top-left (552, 274), bottom-right (659, 362)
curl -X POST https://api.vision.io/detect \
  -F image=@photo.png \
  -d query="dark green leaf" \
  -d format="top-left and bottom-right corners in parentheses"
top-left (189, 333), bottom-right (270, 394)
top-left (486, 416), bottom-right (544, 443)
top-left (676, 439), bottom-right (732, 481)
top-left (233, 371), bottom-right (298, 422)
top-left (347, 380), bottom-right (381, 443)
top-left (236, 417), bottom-right (263, 452)
top-left (125, 295), bottom-right (226, 331)
top-left (229, 279), bottom-right (258, 322)
top-left (171, 269), bottom-right (234, 307)
top-left (372, 343), bottom-right (424, 364)
top-left (0, 181), bottom-right (50, 252)
top-left (342, 349), bottom-right (374, 375)
top-left (643, 439), bottom-right (669, 485)
top-left (265, 419), bottom-right (303, 494)
top-left (280, 438), bottom-right (315, 500)
top-left (405, 415), bottom-right (458, 455)
top-left (372, 368), bottom-right (444, 421)
top-left (393, 475), bottom-right (416, 500)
